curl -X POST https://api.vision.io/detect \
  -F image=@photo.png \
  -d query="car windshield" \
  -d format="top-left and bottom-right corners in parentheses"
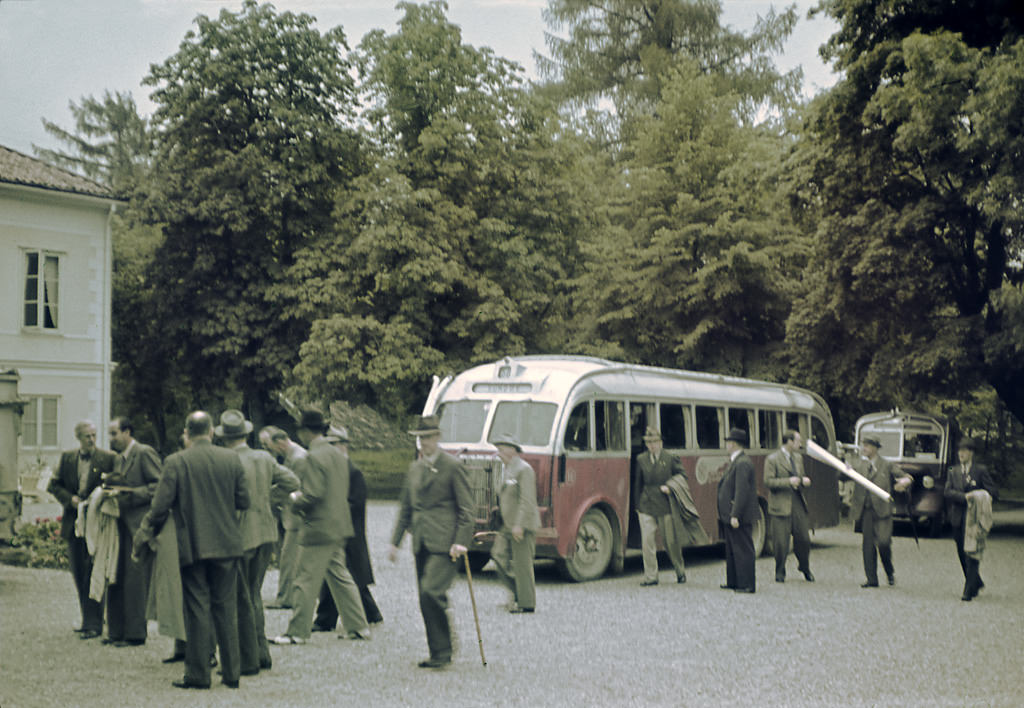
top-left (437, 400), bottom-right (490, 443)
top-left (488, 401), bottom-right (558, 447)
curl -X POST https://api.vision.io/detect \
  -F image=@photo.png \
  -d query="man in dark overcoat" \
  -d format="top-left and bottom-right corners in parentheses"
top-left (389, 415), bottom-right (474, 669)
top-left (47, 420), bottom-right (116, 638)
top-left (944, 437), bottom-right (998, 601)
top-left (136, 411), bottom-right (250, 689)
top-left (634, 427), bottom-right (687, 586)
top-left (717, 428), bottom-right (759, 593)
top-left (850, 437), bottom-right (911, 588)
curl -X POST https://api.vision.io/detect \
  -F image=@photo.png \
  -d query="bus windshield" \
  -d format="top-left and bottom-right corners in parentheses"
top-left (488, 401), bottom-right (558, 447)
top-left (437, 400), bottom-right (491, 443)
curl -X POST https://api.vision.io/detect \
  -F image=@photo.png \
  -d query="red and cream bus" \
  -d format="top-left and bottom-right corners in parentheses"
top-left (423, 355), bottom-right (841, 581)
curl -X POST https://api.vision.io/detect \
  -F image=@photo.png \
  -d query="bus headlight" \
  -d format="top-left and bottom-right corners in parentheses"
top-left (921, 475), bottom-right (935, 489)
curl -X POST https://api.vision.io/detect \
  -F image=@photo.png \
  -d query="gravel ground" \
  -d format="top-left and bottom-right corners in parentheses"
top-left (3, 502), bottom-right (1024, 708)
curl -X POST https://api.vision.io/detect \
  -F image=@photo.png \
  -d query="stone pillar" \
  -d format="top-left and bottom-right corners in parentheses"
top-left (0, 370), bottom-right (26, 541)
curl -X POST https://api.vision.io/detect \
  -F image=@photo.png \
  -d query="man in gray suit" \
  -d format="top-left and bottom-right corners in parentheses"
top-left (262, 427), bottom-right (306, 610)
top-left (137, 411), bottom-right (250, 689)
top-left (217, 410), bottom-right (298, 673)
top-left (717, 428), bottom-right (758, 593)
top-left (105, 416), bottom-right (162, 646)
top-left (634, 427), bottom-right (687, 586)
top-left (490, 434), bottom-right (541, 613)
top-left (389, 415), bottom-right (474, 669)
top-left (271, 408), bottom-right (369, 645)
top-left (850, 437), bottom-right (911, 588)
top-left (764, 430), bottom-right (814, 583)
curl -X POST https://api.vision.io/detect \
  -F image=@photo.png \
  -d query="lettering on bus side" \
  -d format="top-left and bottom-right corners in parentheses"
top-left (695, 456), bottom-right (730, 486)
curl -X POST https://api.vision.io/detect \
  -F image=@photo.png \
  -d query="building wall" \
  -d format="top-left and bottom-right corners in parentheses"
top-left (0, 183), bottom-right (114, 488)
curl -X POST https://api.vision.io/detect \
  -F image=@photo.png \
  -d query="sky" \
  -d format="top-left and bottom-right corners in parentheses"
top-left (0, 0), bottom-right (838, 157)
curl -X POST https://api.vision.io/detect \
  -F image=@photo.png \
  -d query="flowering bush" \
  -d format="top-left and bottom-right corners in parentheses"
top-left (8, 518), bottom-right (68, 569)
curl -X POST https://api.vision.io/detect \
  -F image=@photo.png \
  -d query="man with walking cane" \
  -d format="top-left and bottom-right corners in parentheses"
top-left (389, 415), bottom-right (475, 669)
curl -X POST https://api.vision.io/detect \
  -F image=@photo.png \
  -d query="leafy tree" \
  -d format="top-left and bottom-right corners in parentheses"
top-left (786, 1), bottom-right (1024, 425)
top-left (286, 1), bottom-right (596, 415)
top-left (142, 0), bottom-right (365, 427)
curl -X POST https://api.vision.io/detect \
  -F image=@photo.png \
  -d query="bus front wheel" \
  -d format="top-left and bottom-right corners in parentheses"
top-left (558, 508), bottom-right (613, 582)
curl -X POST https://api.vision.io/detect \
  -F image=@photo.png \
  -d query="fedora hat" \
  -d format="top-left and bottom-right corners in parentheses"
top-left (326, 425), bottom-right (350, 443)
top-left (408, 414), bottom-right (442, 436)
top-left (298, 408), bottom-right (328, 432)
top-left (492, 433), bottom-right (522, 452)
top-left (642, 426), bottom-right (661, 442)
top-left (214, 409), bottom-right (253, 438)
top-left (861, 436), bottom-right (882, 449)
top-left (725, 428), bottom-right (749, 446)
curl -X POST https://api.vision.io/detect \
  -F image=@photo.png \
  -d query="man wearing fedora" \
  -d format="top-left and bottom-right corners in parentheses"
top-left (764, 430), bottom-right (815, 583)
top-left (217, 410), bottom-right (299, 672)
top-left (272, 408), bottom-right (370, 645)
top-left (634, 427), bottom-right (688, 586)
top-left (850, 437), bottom-right (911, 588)
top-left (491, 433), bottom-right (541, 613)
top-left (944, 437), bottom-right (997, 600)
top-left (389, 414), bottom-right (474, 668)
top-left (137, 411), bottom-right (250, 689)
top-left (718, 428), bottom-right (758, 593)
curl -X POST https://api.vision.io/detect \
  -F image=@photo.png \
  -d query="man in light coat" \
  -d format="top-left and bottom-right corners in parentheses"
top-left (850, 437), bottom-right (911, 588)
top-left (491, 434), bottom-right (541, 613)
top-left (764, 430), bottom-right (814, 583)
top-left (217, 410), bottom-right (298, 671)
top-left (262, 427), bottom-right (306, 609)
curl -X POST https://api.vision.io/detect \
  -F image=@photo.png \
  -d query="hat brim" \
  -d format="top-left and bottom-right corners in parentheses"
top-left (215, 421), bottom-right (253, 437)
top-left (494, 441), bottom-right (522, 452)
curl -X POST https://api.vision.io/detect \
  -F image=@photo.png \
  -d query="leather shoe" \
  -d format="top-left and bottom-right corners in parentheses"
top-left (733, 587), bottom-right (755, 594)
top-left (676, 574), bottom-right (686, 584)
top-left (114, 639), bottom-right (145, 647)
top-left (508, 604), bottom-right (534, 613)
top-left (720, 584), bottom-right (734, 590)
top-left (961, 592), bottom-right (973, 601)
top-left (162, 653), bottom-right (185, 664)
top-left (417, 658), bottom-right (451, 669)
top-left (861, 581), bottom-right (879, 588)
top-left (775, 574), bottom-right (785, 583)
top-left (172, 680), bottom-right (209, 690)
top-left (640, 579), bottom-right (658, 586)
top-left (222, 680), bottom-right (239, 689)
top-left (101, 637), bottom-right (117, 645)
top-left (802, 570), bottom-right (815, 582)
top-left (79, 630), bottom-right (101, 640)
top-left (73, 626), bottom-right (86, 633)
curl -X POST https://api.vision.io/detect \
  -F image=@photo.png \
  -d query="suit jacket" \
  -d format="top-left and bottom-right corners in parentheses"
top-left (346, 463), bottom-right (374, 587)
top-left (391, 450), bottom-right (474, 554)
top-left (634, 449), bottom-right (683, 517)
top-left (142, 438), bottom-right (250, 566)
top-left (280, 445), bottom-right (308, 533)
top-left (234, 444), bottom-right (299, 551)
top-left (49, 448), bottom-right (116, 541)
top-left (292, 437), bottom-right (354, 546)
top-left (717, 451), bottom-right (759, 525)
top-left (110, 441), bottom-right (162, 535)
top-left (849, 455), bottom-right (900, 520)
top-left (944, 462), bottom-right (997, 528)
top-left (498, 456), bottom-right (541, 532)
top-left (764, 449), bottom-right (807, 517)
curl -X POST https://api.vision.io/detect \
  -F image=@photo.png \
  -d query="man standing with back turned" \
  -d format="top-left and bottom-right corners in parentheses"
top-left (389, 415), bottom-right (474, 669)
top-left (137, 411), bottom-right (250, 689)
top-left (764, 430), bottom-right (814, 583)
top-left (718, 428), bottom-right (758, 593)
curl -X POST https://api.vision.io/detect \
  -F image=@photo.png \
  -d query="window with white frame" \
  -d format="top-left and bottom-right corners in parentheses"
top-left (21, 396), bottom-right (60, 449)
top-left (23, 250), bottom-right (60, 329)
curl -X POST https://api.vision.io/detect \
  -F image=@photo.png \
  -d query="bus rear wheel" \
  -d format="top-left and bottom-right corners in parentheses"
top-left (558, 508), bottom-right (613, 582)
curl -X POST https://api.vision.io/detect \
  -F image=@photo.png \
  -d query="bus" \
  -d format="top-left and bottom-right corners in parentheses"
top-left (854, 409), bottom-right (954, 536)
top-left (423, 355), bottom-right (842, 581)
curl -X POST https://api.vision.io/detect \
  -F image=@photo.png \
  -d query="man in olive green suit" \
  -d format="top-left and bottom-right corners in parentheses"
top-left (634, 427), bottom-right (688, 586)
top-left (48, 420), bottom-right (116, 638)
top-left (764, 430), bottom-right (814, 583)
top-left (491, 434), bottom-right (541, 613)
top-left (850, 437), bottom-right (912, 588)
top-left (389, 415), bottom-right (474, 669)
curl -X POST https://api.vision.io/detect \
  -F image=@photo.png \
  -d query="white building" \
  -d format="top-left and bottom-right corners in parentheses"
top-left (0, 145), bottom-right (121, 491)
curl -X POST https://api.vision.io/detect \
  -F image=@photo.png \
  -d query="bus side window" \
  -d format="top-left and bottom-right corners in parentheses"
top-left (660, 403), bottom-right (688, 448)
top-left (811, 416), bottom-right (830, 448)
top-left (595, 400), bottom-right (626, 451)
top-left (695, 405), bottom-right (722, 449)
top-left (564, 402), bottom-right (590, 451)
top-left (785, 412), bottom-right (807, 440)
top-left (759, 409), bottom-right (782, 449)
top-left (728, 407), bottom-right (754, 445)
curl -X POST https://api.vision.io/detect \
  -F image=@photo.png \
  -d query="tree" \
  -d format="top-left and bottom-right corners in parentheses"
top-left (141, 0), bottom-right (365, 427)
top-left (786, 1), bottom-right (1024, 425)
top-left (286, 1), bottom-right (596, 415)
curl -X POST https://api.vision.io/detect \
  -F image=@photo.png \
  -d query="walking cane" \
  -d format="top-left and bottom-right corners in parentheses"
top-left (463, 554), bottom-right (487, 667)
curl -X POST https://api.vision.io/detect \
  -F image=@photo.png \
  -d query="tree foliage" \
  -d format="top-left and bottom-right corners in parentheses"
top-left (787, 1), bottom-right (1024, 425)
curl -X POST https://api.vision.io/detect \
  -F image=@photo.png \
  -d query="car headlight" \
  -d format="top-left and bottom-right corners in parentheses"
top-left (921, 475), bottom-right (934, 489)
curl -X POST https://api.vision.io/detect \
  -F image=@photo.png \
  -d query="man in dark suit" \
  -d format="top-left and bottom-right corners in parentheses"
top-left (944, 437), bottom-right (997, 601)
top-left (389, 415), bottom-right (474, 669)
top-left (47, 420), bottom-right (116, 639)
top-left (313, 425), bottom-right (383, 631)
top-left (491, 433), bottom-right (541, 612)
top-left (764, 430), bottom-right (814, 583)
top-left (104, 416), bottom-right (161, 646)
top-left (634, 427), bottom-right (687, 586)
top-left (136, 411), bottom-right (250, 689)
top-left (850, 437), bottom-right (912, 588)
top-left (717, 428), bottom-right (759, 593)
top-left (271, 409), bottom-right (370, 645)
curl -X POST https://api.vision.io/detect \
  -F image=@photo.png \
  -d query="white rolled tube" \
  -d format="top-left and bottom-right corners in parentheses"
top-left (806, 439), bottom-right (892, 502)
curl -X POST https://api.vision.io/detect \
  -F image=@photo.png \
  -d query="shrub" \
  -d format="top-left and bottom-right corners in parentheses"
top-left (352, 448), bottom-right (414, 501)
top-left (8, 518), bottom-right (68, 569)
